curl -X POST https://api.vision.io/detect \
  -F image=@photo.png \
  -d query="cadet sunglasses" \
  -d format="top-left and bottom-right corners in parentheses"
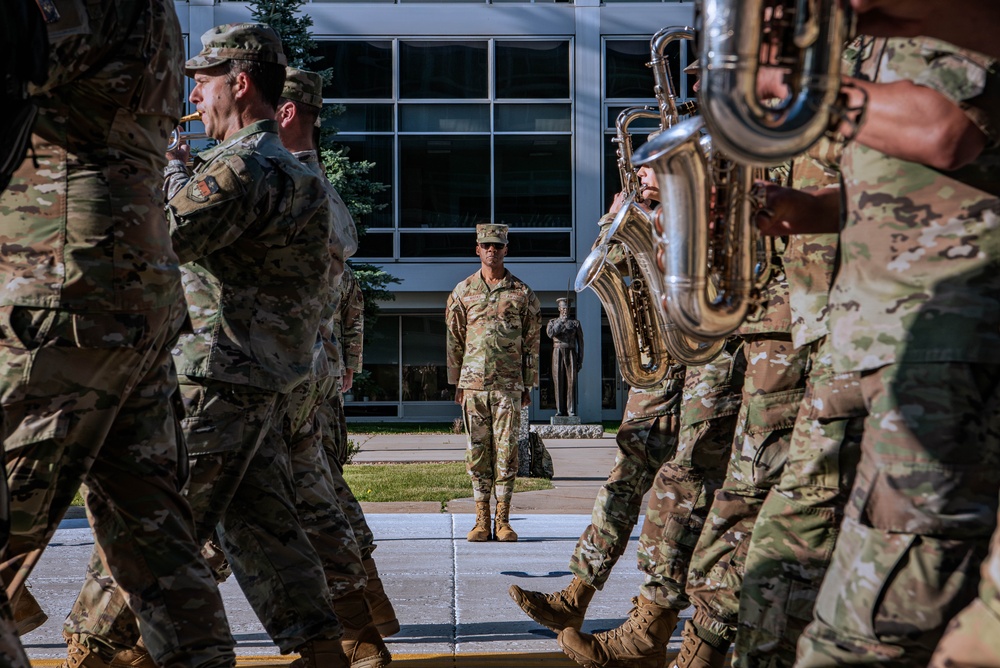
top-left (478, 242), bottom-right (506, 250)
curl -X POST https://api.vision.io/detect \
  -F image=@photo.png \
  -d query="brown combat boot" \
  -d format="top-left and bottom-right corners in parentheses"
top-left (62, 632), bottom-right (111, 668)
top-left (558, 596), bottom-right (678, 668)
top-left (335, 590), bottom-right (392, 668)
top-left (363, 557), bottom-right (400, 637)
top-left (291, 639), bottom-right (350, 668)
top-left (508, 576), bottom-right (596, 632)
top-left (108, 640), bottom-right (157, 668)
top-left (12, 585), bottom-right (47, 636)
top-left (669, 621), bottom-right (728, 668)
top-left (467, 500), bottom-right (491, 542)
top-left (494, 500), bottom-right (517, 542)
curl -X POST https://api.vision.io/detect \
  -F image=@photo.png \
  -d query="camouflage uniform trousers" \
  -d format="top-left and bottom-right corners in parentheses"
top-left (637, 343), bottom-right (744, 610)
top-left (797, 361), bottom-right (1000, 667)
top-left (284, 375), bottom-right (366, 598)
top-left (567, 366), bottom-right (685, 589)
top-left (930, 497), bottom-right (1000, 667)
top-left (0, 304), bottom-right (235, 668)
top-left (68, 376), bottom-right (341, 656)
top-left (462, 389), bottom-right (522, 503)
top-left (318, 389), bottom-right (376, 559)
top-left (733, 337), bottom-right (864, 668)
top-left (685, 334), bottom-right (810, 642)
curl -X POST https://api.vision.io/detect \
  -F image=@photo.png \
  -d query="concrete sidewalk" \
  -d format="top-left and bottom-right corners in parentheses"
top-left (24, 429), bottom-right (700, 666)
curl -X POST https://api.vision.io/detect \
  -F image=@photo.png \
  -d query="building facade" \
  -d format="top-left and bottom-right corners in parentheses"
top-left (173, 0), bottom-right (696, 423)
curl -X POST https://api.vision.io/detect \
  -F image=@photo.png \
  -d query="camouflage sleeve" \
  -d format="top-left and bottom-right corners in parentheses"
top-left (164, 159), bottom-right (192, 201)
top-left (166, 153), bottom-right (266, 264)
top-left (912, 40), bottom-right (1000, 145)
top-left (340, 272), bottom-right (364, 372)
top-left (445, 289), bottom-right (467, 386)
top-left (522, 290), bottom-right (542, 388)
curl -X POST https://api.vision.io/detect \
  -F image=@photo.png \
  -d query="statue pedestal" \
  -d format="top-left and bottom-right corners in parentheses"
top-left (531, 423), bottom-right (605, 439)
top-left (550, 415), bottom-right (581, 426)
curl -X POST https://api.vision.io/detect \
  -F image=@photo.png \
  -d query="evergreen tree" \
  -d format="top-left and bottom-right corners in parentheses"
top-left (247, 0), bottom-right (399, 339)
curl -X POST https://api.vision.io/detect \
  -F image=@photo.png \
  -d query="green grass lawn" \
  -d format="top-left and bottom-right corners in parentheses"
top-left (343, 461), bottom-right (552, 509)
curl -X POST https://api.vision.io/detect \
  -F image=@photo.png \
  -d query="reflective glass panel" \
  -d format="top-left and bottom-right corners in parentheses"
top-left (400, 136), bottom-right (490, 228)
top-left (355, 232), bottom-right (394, 259)
top-left (330, 135), bottom-right (394, 230)
top-left (334, 104), bottom-right (394, 133)
top-left (496, 104), bottom-right (571, 132)
top-left (496, 41), bottom-right (570, 99)
top-left (401, 316), bottom-right (450, 402)
top-left (314, 41), bottom-right (392, 99)
top-left (495, 136), bottom-right (571, 228)
top-left (400, 104), bottom-right (490, 132)
top-left (355, 315), bottom-right (399, 402)
top-left (400, 41), bottom-right (488, 99)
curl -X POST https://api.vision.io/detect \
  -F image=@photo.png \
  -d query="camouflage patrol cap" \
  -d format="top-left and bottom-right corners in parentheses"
top-left (476, 223), bottom-right (508, 245)
top-left (556, 297), bottom-right (570, 307)
top-left (282, 67), bottom-right (324, 109)
top-left (185, 23), bottom-right (287, 75)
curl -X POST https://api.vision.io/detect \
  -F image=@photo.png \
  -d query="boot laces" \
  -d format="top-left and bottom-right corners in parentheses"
top-left (595, 597), bottom-right (650, 643)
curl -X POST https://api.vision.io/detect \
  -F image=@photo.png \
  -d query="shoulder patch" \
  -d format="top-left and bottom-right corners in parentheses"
top-left (187, 175), bottom-right (220, 203)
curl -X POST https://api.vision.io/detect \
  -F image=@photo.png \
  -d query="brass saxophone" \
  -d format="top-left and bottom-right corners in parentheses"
top-left (695, 0), bottom-right (853, 165)
top-left (575, 28), bottom-right (724, 387)
top-left (633, 115), bottom-right (767, 341)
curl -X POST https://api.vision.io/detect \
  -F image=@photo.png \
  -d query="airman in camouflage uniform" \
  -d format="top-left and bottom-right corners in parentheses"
top-left (446, 223), bottom-right (541, 543)
top-left (792, 36), bottom-right (1000, 667)
top-left (509, 168), bottom-right (686, 632)
top-left (275, 67), bottom-right (392, 665)
top-left (63, 23), bottom-right (353, 668)
top-left (0, 2), bottom-right (236, 667)
top-left (733, 146), bottom-right (865, 668)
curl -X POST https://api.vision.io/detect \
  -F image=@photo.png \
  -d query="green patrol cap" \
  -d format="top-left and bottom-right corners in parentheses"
top-left (282, 67), bottom-right (324, 109)
top-left (185, 23), bottom-right (287, 75)
top-left (476, 223), bottom-right (508, 245)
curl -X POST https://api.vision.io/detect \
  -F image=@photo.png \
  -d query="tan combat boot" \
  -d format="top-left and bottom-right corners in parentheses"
top-left (108, 640), bottom-right (157, 668)
top-left (557, 596), bottom-right (678, 668)
top-left (467, 500), bottom-right (491, 542)
top-left (335, 590), bottom-right (392, 668)
top-left (362, 557), bottom-right (400, 637)
top-left (494, 500), bottom-right (517, 542)
top-left (291, 639), bottom-right (350, 668)
top-left (62, 632), bottom-right (111, 668)
top-left (669, 621), bottom-right (728, 668)
top-left (508, 576), bottom-right (596, 631)
top-left (12, 585), bottom-right (47, 636)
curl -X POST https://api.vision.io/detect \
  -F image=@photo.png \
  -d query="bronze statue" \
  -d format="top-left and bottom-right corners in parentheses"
top-left (546, 297), bottom-right (584, 417)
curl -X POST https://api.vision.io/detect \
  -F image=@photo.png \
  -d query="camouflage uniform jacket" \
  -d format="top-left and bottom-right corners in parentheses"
top-left (294, 149), bottom-right (357, 383)
top-left (783, 142), bottom-right (841, 349)
top-left (330, 264), bottom-right (365, 379)
top-left (0, 0), bottom-right (184, 312)
top-left (829, 37), bottom-right (1000, 373)
top-left (166, 120), bottom-right (333, 392)
top-left (446, 269), bottom-right (541, 391)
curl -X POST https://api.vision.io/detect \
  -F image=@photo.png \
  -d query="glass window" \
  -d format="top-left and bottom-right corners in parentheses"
top-left (314, 41), bottom-right (392, 99)
top-left (334, 104), bottom-right (394, 133)
top-left (400, 136), bottom-right (490, 228)
top-left (356, 232), bottom-right (394, 259)
top-left (357, 315), bottom-right (399, 402)
top-left (400, 104), bottom-right (490, 132)
top-left (605, 40), bottom-right (655, 99)
top-left (496, 41), bottom-right (569, 99)
top-left (401, 316), bottom-right (450, 402)
top-left (496, 104), bottom-right (571, 132)
top-left (330, 135), bottom-right (394, 230)
top-left (495, 136), bottom-right (571, 228)
top-left (400, 41), bottom-right (488, 99)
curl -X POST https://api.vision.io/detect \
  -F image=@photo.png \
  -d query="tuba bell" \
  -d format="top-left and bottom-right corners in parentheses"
top-left (695, 0), bottom-right (853, 165)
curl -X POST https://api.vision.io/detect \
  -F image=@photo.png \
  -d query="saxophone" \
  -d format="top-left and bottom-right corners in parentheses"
top-left (575, 28), bottom-right (724, 388)
top-left (633, 115), bottom-right (767, 341)
top-left (695, 0), bottom-right (853, 165)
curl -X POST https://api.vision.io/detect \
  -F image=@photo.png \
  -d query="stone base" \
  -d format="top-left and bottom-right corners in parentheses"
top-left (531, 423), bottom-right (605, 439)
top-left (550, 415), bottom-right (581, 426)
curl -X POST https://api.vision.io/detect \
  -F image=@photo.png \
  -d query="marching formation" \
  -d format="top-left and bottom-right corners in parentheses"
top-left (3, 1), bottom-right (1000, 668)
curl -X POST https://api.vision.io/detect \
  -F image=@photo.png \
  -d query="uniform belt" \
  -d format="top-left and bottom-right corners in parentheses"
top-left (553, 342), bottom-right (576, 349)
